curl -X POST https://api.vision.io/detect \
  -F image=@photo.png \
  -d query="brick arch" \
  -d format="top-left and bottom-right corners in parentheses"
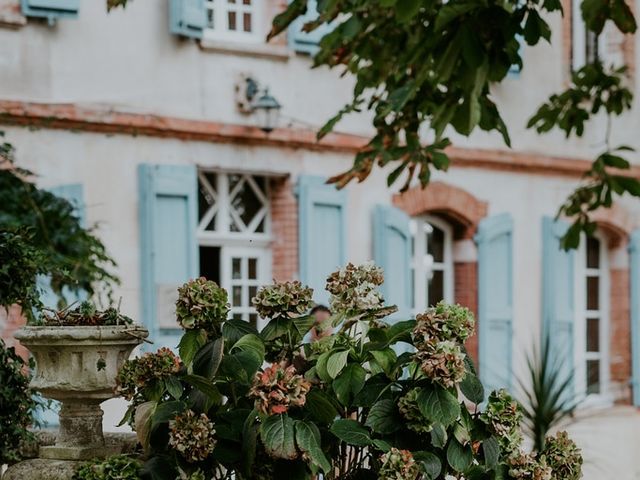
top-left (590, 204), bottom-right (635, 248)
top-left (392, 181), bottom-right (488, 239)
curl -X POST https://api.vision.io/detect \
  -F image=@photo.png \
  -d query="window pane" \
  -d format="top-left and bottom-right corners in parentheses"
top-left (228, 11), bottom-right (237, 30)
top-left (231, 178), bottom-right (262, 228)
top-left (206, 8), bottom-right (214, 29)
top-left (249, 286), bottom-right (257, 302)
top-left (199, 246), bottom-right (221, 284)
top-left (586, 359), bottom-right (600, 394)
top-left (428, 270), bottom-right (444, 307)
top-left (427, 225), bottom-right (445, 263)
top-left (198, 178), bottom-right (215, 221)
top-left (586, 237), bottom-right (600, 269)
top-left (232, 286), bottom-right (242, 306)
top-left (249, 313), bottom-right (258, 329)
top-left (248, 258), bottom-right (257, 279)
top-left (586, 317), bottom-right (600, 352)
top-left (586, 276), bottom-right (599, 310)
top-left (232, 258), bottom-right (242, 279)
top-left (243, 0), bottom-right (251, 4)
top-left (243, 13), bottom-right (251, 32)
top-left (233, 313), bottom-right (243, 321)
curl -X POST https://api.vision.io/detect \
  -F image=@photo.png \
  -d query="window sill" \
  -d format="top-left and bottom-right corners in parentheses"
top-left (199, 39), bottom-right (291, 62)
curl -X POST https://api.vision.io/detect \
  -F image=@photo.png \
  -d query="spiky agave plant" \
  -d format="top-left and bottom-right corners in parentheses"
top-left (518, 335), bottom-right (582, 452)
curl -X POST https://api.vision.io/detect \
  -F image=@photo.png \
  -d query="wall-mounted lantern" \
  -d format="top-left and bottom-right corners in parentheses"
top-left (237, 76), bottom-right (282, 134)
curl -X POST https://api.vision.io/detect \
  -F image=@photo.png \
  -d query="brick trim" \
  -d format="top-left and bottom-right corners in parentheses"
top-left (610, 268), bottom-right (631, 403)
top-left (270, 176), bottom-right (298, 281)
top-left (392, 181), bottom-right (488, 239)
top-left (590, 203), bottom-right (635, 247)
top-left (455, 262), bottom-right (479, 364)
top-left (1, 100), bottom-right (639, 178)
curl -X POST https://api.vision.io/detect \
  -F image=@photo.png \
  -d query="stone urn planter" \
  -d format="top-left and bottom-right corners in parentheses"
top-left (15, 325), bottom-right (149, 460)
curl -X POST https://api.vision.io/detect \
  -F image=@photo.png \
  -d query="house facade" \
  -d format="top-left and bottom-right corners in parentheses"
top-left (1, 0), bottom-right (640, 477)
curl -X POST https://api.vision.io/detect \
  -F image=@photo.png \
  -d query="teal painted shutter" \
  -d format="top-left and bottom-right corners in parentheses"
top-left (298, 175), bottom-right (347, 306)
top-left (289, 0), bottom-right (334, 55)
top-left (138, 164), bottom-right (198, 350)
top-left (373, 205), bottom-right (411, 322)
top-left (542, 216), bottom-right (575, 393)
top-left (39, 183), bottom-right (86, 309)
top-left (630, 230), bottom-right (640, 406)
top-left (170, 0), bottom-right (206, 39)
top-left (21, 0), bottom-right (79, 21)
top-left (476, 213), bottom-right (514, 392)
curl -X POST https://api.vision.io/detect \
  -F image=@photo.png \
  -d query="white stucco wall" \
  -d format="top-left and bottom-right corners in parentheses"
top-left (2, 2), bottom-right (640, 476)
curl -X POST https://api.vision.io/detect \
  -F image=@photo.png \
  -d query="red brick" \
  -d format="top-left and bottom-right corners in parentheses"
top-left (270, 177), bottom-right (298, 281)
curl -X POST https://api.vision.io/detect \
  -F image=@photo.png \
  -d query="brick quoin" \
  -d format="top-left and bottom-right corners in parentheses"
top-left (610, 268), bottom-right (631, 403)
top-left (0, 305), bottom-right (28, 360)
top-left (394, 182), bottom-right (487, 364)
top-left (270, 176), bottom-right (298, 282)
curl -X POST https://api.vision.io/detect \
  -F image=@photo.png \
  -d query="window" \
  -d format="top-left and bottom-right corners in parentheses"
top-left (575, 234), bottom-right (610, 401)
top-left (572, 0), bottom-right (600, 70)
top-left (410, 216), bottom-right (454, 314)
top-left (204, 0), bottom-right (261, 43)
top-left (198, 171), bottom-right (271, 329)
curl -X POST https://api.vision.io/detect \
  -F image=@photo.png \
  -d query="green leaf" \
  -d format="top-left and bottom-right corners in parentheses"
top-left (370, 348), bottom-right (397, 375)
top-left (260, 318), bottom-right (289, 341)
top-left (330, 419), bottom-right (372, 446)
top-left (141, 456), bottom-right (177, 480)
top-left (435, 3), bottom-right (477, 31)
top-left (295, 420), bottom-right (331, 472)
top-left (372, 439), bottom-right (392, 452)
top-left (523, 9), bottom-right (551, 45)
top-left (396, 0), bottom-right (421, 22)
top-left (151, 400), bottom-right (186, 428)
top-left (182, 374), bottom-right (221, 403)
top-left (193, 337), bottom-right (225, 380)
top-left (327, 350), bottom-right (349, 379)
top-left (260, 414), bottom-right (297, 460)
top-left (134, 401), bottom-right (156, 451)
top-left (223, 318), bottom-right (258, 345)
top-left (365, 399), bottom-right (400, 434)
top-left (293, 314), bottom-right (316, 337)
top-left (483, 436), bottom-right (500, 468)
top-left (231, 334), bottom-right (265, 361)
top-left (430, 423), bottom-right (448, 448)
top-left (305, 389), bottom-right (339, 424)
top-left (413, 451), bottom-right (442, 479)
top-left (240, 410), bottom-right (259, 477)
top-left (178, 329), bottom-right (207, 367)
top-left (418, 387), bottom-right (461, 427)
top-left (315, 351), bottom-right (333, 383)
top-left (164, 376), bottom-right (183, 400)
top-left (333, 363), bottom-right (366, 406)
top-left (459, 372), bottom-right (484, 404)
top-left (447, 439), bottom-right (473, 472)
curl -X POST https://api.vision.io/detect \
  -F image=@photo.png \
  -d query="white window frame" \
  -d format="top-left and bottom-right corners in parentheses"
top-left (203, 0), bottom-right (263, 44)
top-left (197, 170), bottom-right (272, 330)
top-left (574, 232), bottom-right (611, 407)
top-left (410, 215), bottom-right (454, 315)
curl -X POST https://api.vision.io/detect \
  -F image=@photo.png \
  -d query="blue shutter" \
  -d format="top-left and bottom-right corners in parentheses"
top-left (39, 183), bottom-right (86, 310)
top-left (21, 0), bottom-right (79, 22)
top-left (630, 229), bottom-right (640, 406)
top-left (542, 216), bottom-right (575, 393)
top-left (373, 205), bottom-right (411, 323)
top-left (138, 164), bottom-right (198, 350)
top-left (298, 175), bottom-right (347, 306)
top-left (476, 213), bottom-right (514, 392)
top-left (170, 0), bottom-right (206, 39)
top-left (289, 0), bottom-right (334, 55)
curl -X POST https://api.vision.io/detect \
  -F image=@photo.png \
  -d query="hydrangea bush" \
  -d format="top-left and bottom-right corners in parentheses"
top-left (114, 264), bottom-right (583, 480)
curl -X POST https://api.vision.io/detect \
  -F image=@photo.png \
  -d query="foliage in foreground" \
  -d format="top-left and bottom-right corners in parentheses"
top-left (74, 455), bottom-right (142, 480)
top-left (0, 133), bottom-right (118, 314)
top-left (0, 339), bottom-right (38, 465)
top-left (518, 336), bottom-right (581, 453)
top-left (267, 1), bottom-right (639, 248)
top-left (108, 262), bottom-right (583, 479)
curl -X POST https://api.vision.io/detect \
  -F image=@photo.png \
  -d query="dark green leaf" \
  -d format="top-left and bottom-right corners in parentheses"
top-left (413, 451), bottom-right (442, 479)
top-left (295, 420), bottom-right (331, 472)
top-left (305, 389), bottom-right (339, 424)
top-left (418, 387), bottom-right (461, 427)
top-left (193, 337), bottom-right (225, 380)
top-left (483, 436), bottom-right (500, 468)
top-left (327, 350), bottom-right (349, 378)
top-left (178, 329), bottom-right (207, 367)
top-left (260, 414), bottom-right (297, 460)
top-left (365, 399), bottom-right (400, 434)
top-left (447, 439), bottom-right (473, 472)
top-left (459, 372), bottom-right (484, 404)
top-left (164, 376), bottom-right (183, 400)
top-left (330, 419), bottom-right (372, 446)
top-left (333, 363), bottom-right (366, 406)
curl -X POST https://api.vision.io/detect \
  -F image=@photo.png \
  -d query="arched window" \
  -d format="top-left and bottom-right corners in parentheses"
top-left (575, 233), bottom-right (610, 401)
top-left (410, 215), bottom-right (454, 314)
